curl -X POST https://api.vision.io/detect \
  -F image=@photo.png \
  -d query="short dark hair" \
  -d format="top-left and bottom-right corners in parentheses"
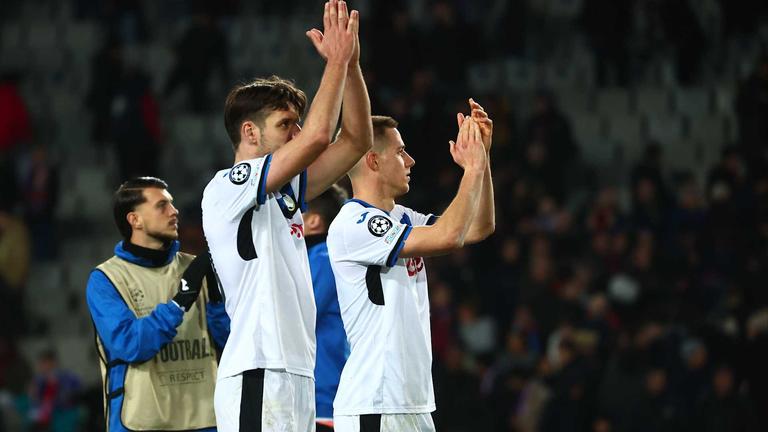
top-left (371, 115), bottom-right (398, 139)
top-left (224, 76), bottom-right (308, 150)
top-left (307, 184), bottom-right (347, 230)
top-left (113, 177), bottom-right (169, 240)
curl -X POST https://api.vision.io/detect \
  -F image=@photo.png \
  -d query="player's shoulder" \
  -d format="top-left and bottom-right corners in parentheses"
top-left (204, 157), bottom-right (268, 193)
top-left (223, 157), bottom-right (268, 185)
top-left (332, 199), bottom-right (389, 228)
top-left (392, 204), bottom-right (415, 217)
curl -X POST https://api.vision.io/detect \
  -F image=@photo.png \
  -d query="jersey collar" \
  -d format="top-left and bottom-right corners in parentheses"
top-left (346, 198), bottom-right (391, 216)
top-left (115, 240), bottom-right (180, 268)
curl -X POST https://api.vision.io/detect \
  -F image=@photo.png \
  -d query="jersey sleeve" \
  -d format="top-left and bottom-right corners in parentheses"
top-left (333, 208), bottom-right (412, 268)
top-left (216, 155), bottom-right (272, 217)
top-left (410, 209), bottom-right (437, 227)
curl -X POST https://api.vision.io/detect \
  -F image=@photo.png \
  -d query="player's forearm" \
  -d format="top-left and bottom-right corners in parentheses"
top-left (465, 160), bottom-right (495, 243)
top-left (339, 64), bottom-right (373, 151)
top-left (302, 62), bottom-right (348, 144)
top-left (434, 168), bottom-right (485, 247)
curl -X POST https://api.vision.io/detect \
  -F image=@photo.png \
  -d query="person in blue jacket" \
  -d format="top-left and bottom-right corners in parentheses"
top-left (305, 184), bottom-right (350, 431)
top-left (86, 177), bottom-right (229, 432)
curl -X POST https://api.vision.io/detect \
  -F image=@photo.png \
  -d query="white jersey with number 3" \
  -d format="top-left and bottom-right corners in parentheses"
top-left (327, 199), bottom-right (436, 415)
top-left (202, 155), bottom-right (316, 380)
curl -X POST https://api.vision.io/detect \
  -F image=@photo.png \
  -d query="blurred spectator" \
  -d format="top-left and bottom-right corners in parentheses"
top-left (430, 280), bottom-right (456, 361)
top-left (28, 350), bottom-right (82, 432)
top-left (369, 4), bottom-right (421, 90)
top-left (580, 0), bottom-right (632, 87)
top-left (164, 10), bottom-right (229, 113)
top-left (86, 37), bottom-right (124, 146)
top-left (110, 67), bottom-right (162, 180)
top-left (659, 0), bottom-right (707, 85)
top-left (675, 338), bottom-right (711, 420)
top-left (0, 340), bottom-right (32, 431)
top-left (628, 368), bottom-right (680, 432)
top-left (522, 90), bottom-right (578, 201)
top-left (433, 345), bottom-right (489, 432)
top-left (539, 339), bottom-right (592, 432)
top-left (631, 142), bottom-right (670, 209)
top-left (694, 365), bottom-right (758, 432)
top-left (0, 72), bottom-right (32, 156)
top-left (486, 236), bottom-right (524, 329)
top-left (511, 361), bottom-right (551, 432)
top-left (735, 55), bottom-right (768, 173)
top-left (0, 72), bottom-right (32, 210)
top-left (457, 299), bottom-right (497, 359)
top-left (0, 201), bottom-right (30, 340)
top-left (17, 145), bottom-right (59, 261)
top-left (420, 1), bottom-right (476, 88)
top-left (101, 0), bottom-right (149, 44)
top-left (703, 146), bottom-right (750, 275)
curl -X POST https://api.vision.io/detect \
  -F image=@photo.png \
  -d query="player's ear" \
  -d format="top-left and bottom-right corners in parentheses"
top-left (127, 212), bottom-right (142, 232)
top-left (364, 151), bottom-right (378, 172)
top-left (241, 120), bottom-right (260, 148)
top-left (305, 213), bottom-right (323, 233)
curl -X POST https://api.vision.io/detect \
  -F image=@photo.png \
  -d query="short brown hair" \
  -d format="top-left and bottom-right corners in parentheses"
top-left (371, 115), bottom-right (398, 139)
top-left (224, 76), bottom-right (308, 149)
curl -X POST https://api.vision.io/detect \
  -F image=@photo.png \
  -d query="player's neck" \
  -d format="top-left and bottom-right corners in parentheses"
top-left (352, 191), bottom-right (395, 212)
top-left (234, 141), bottom-right (268, 164)
top-left (130, 233), bottom-right (166, 250)
top-left (234, 149), bottom-right (266, 164)
top-left (351, 178), bottom-right (397, 211)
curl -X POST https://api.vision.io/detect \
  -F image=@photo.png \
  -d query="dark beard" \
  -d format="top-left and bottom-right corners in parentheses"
top-left (147, 230), bottom-right (178, 248)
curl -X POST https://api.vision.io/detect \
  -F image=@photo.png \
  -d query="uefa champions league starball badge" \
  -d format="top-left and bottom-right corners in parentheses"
top-left (230, 162), bottom-right (251, 185)
top-left (368, 215), bottom-right (392, 237)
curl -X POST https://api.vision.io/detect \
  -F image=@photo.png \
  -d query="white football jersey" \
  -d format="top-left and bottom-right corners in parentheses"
top-left (327, 199), bottom-right (437, 415)
top-left (202, 155), bottom-right (316, 380)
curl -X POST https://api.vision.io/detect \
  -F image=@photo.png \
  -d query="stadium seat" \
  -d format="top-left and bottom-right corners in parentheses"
top-left (557, 88), bottom-right (592, 117)
top-left (712, 86), bottom-right (735, 115)
top-left (1, 22), bottom-right (25, 50)
top-left (633, 88), bottom-right (671, 116)
top-left (672, 87), bottom-right (712, 117)
top-left (63, 22), bottom-right (99, 59)
top-left (503, 58), bottom-right (537, 91)
top-left (644, 114), bottom-right (684, 145)
top-left (27, 23), bottom-right (60, 50)
top-left (596, 88), bottom-right (630, 115)
top-left (468, 62), bottom-right (502, 94)
top-left (606, 114), bottom-right (643, 163)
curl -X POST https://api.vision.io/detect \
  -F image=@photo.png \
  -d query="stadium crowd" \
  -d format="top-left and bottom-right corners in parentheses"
top-left (1, 0), bottom-right (768, 430)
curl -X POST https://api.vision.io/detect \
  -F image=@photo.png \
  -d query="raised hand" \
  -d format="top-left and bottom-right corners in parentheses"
top-left (449, 117), bottom-right (487, 172)
top-left (173, 252), bottom-right (211, 312)
top-left (306, 1), bottom-right (359, 66)
top-left (457, 98), bottom-right (493, 154)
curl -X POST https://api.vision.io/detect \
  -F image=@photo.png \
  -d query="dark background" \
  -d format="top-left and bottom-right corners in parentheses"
top-left (1, 0), bottom-right (768, 430)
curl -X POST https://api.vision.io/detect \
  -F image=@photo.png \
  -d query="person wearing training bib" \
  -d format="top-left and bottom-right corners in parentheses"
top-left (86, 177), bottom-right (230, 432)
top-left (327, 109), bottom-right (495, 432)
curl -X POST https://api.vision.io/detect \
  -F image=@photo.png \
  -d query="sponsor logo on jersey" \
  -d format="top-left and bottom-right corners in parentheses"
top-left (406, 257), bottom-right (424, 276)
top-left (290, 223), bottom-right (304, 239)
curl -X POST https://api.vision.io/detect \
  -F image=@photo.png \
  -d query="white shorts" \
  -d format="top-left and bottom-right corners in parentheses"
top-left (214, 369), bottom-right (315, 432)
top-left (333, 413), bottom-right (435, 432)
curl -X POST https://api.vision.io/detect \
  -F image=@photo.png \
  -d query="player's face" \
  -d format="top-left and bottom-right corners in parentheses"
top-left (132, 188), bottom-right (179, 242)
top-left (378, 128), bottom-right (415, 197)
top-left (258, 106), bottom-right (301, 154)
